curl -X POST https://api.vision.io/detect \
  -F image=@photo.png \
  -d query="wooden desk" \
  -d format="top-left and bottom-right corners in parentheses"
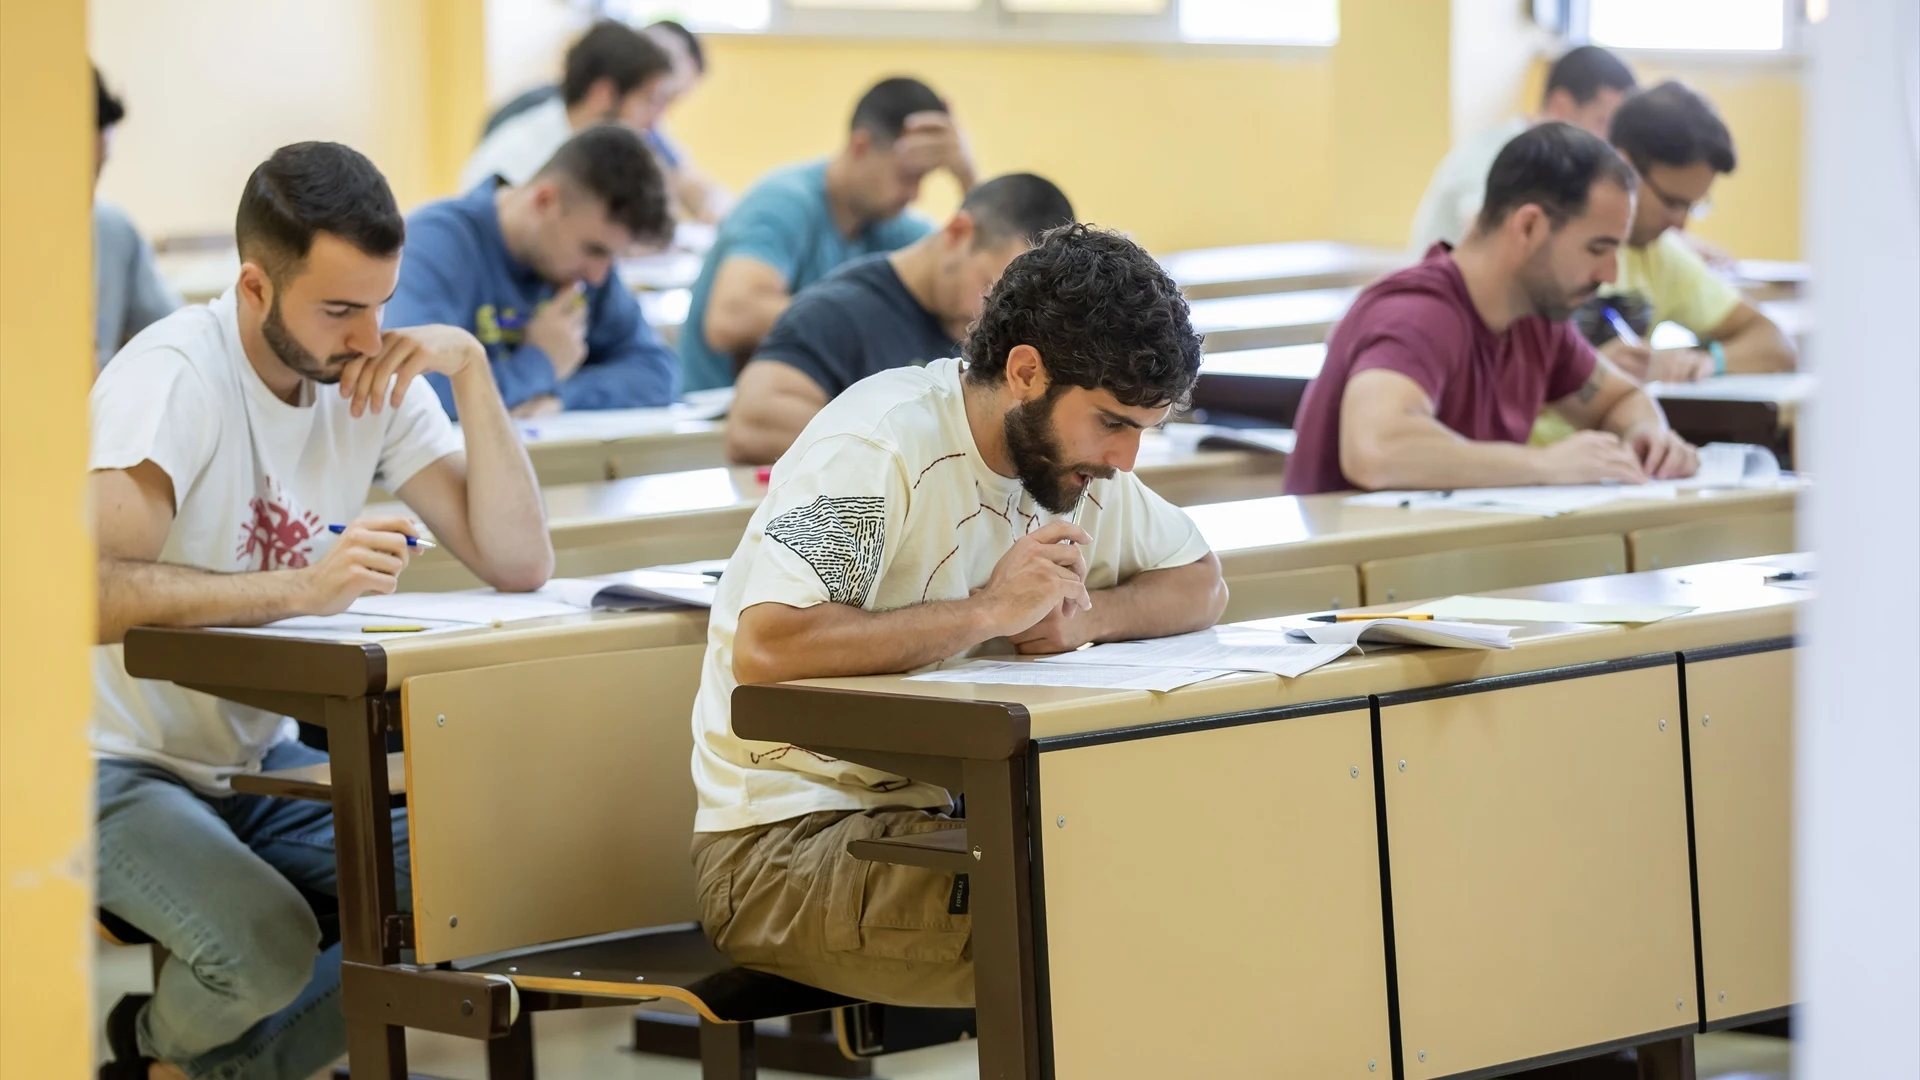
top-left (1191, 342), bottom-right (1325, 426)
top-left (1159, 241), bottom-right (1404, 301)
top-left (734, 555), bottom-right (1806, 1078)
top-left (1188, 288), bottom-right (1357, 352)
top-left (1731, 259), bottom-right (1809, 303)
top-left (1649, 374), bottom-right (1812, 470)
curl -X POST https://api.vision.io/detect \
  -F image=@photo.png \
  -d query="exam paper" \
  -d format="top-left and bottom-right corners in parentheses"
top-left (1678, 443), bottom-right (1782, 490)
top-left (1347, 483), bottom-right (1680, 517)
top-left (215, 612), bottom-right (480, 641)
top-left (1285, 618), bottom-right (1514, 650)
top-left (1406, 595), bottom-right (1696, 624)
top-left (1034, 626), bottom-right (1353, 678)
top-left (904, 660), bottom-right (1234, 693)
top-left (348, 591), bottom-right (585, 624)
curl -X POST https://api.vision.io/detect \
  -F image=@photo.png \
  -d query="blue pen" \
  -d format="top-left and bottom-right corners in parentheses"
top-left (1601, 306), bottom-right (1644, 348)
top-left (327, 524), bottom-right (437, 550)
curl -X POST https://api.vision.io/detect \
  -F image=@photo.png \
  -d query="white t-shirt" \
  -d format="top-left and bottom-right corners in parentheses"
top-left (690, 358), bottom-right (1214, 833)
top-left (460, 96), bottom-right (573, 192)
top-left (89, 291), bottom-right (464, 792)
top-left (1407, 116), bottom-right (1531, 254)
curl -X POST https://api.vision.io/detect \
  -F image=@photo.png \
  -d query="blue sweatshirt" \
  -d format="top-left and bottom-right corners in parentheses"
top-left (387, 181), bottom-right (679, 419)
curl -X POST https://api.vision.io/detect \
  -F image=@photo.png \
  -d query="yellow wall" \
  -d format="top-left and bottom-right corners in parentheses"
top-left (1327, 0), bottom-right (1452, 247)
top-left (0, 0), bottom-right (96, 1073)
top-left (670, 36), bottom-right (1334, 254)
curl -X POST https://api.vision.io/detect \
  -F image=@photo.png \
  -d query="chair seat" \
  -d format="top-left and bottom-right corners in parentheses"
top-left (462, 926), bottom-right (862, 1024)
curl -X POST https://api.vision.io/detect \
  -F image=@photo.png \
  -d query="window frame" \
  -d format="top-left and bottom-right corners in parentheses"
top-left (602, 0), bottom-right (1340, 52)
top-left (1556, 0), bottom-right (1807, 63)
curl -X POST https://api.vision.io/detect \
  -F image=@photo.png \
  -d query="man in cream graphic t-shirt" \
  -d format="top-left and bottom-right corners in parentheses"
top-left (689, 224), bottom-right (1229, 1008)
top-left (90, 142), bottom-right (553, 1080)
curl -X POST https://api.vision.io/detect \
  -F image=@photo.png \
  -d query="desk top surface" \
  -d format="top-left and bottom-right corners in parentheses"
top-left (1160, 241), bottom-right (1406, 288)
top-left (762, 553), bottom-right (1809, 745)
top-left (1188, 288), bottom-right (1359, 333)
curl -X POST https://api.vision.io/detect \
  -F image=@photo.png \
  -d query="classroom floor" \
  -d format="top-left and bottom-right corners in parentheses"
top-left (93, 943), bottom-right (1791, 1079)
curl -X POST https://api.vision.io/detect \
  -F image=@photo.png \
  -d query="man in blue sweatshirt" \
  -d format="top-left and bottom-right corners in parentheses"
top-left (388, 124), bottom-right (678, 419)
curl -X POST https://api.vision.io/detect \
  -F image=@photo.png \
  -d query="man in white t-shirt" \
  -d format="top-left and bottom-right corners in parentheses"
top-left (1408, 45), bottom-right (1637, 253)
top-left (90, 142), bottom-right (552, 1080)
top-left (460, 20), bottom-right (675, 194)
top-left (689, 224), bottom-right (1229, 1007)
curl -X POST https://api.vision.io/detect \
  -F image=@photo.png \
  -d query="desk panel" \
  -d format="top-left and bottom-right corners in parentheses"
top-left (1628, 511), bottom-right (1796, 572)
top-left (1685, 646), bottom-right (1796, 1026)
top-left (1036, 707), bottom-right (1390, 1079)
top-left (1360, 534), bottom-right (1627, 605)
top-left (1382, 664), bottom-right (1698, 1078)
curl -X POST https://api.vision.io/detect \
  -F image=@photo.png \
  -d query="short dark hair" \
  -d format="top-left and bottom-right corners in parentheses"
top-left (964, 224), bottom-right (1202, 410)
top-left (561, 20), bottom-right (672, 107)
top-left (1475, 122), bottom-right (1638, 235)
top-left (1543, 45), bottom-right (1636, 105)
top-left (1609, 80), bottom-right (1737, 174)
top-left (533, 125), bottom-right (674, 246)
top-left (647, 20), bottom-right (704, 74)
top-left (962, 174), bottom-right (1076, 248)
top-left (235, 142), bottom-right (404, 280)
top-left (94, 66), bottom-right (125, 132)
top-left (850, 77), bottom-right (947, 146)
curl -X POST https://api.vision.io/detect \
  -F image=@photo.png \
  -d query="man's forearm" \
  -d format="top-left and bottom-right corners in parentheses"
top-left (98, 558), bottom-right (308, 645)
top-left (447, 364), bottom-right (551, 589)
top-left (1344, 427), bottom-right (1549, 490)
top-left (1081, 555), bottom-right (1227, 643)
top-left (1719, 321), bottom-right (1798, 374)
top-left (726, 394), bottom-right (819, 464)
top-left (1596, 387), bottom-right (1667, 438)
top-left (706, 292), bottom-right (790, 356)
top-left (734, 597), bottom-right (996, 685)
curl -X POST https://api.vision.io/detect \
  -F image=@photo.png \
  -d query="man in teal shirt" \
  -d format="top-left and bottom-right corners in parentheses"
top-left (679, 76), bottom-right (975, 391)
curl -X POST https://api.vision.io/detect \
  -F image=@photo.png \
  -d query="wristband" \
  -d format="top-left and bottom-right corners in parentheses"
top-left (1706, 341), bottom-right (1727, 377)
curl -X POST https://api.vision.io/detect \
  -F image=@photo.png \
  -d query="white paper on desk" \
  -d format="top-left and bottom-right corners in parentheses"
top-left (1406, 595), bottom-right (1696, 624)
top-left (1646, 372), bottom-right (1816, 403)
top-left (348, 591), bottom-right (584, 625)
top-left (1285, 618), bottom-right (1514, 650)
top-left (1346, 483), bottom-right (1679, 517)
top-left (216, 612), bottom-right (481, 641)
top-left (1675, 443), bottom-right (1782, 489)
top-left (540, 569), bottom-right (717, 611)
top-left (905, 660), bottom-right (1235, 693)
top-left (1034, 626), bottom-right (1352, 678)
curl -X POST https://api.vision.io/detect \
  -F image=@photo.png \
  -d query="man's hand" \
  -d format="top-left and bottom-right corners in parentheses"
top-left (895, 111), bottom-right (977, 190)
top-left (1538, 430), bottom-right (1649, 485)
top-left (1600, 338), bottom-right (1653, 382)
top-left (974, 522), bottom-right (1091, 638)
top-left (1646, 348), bottom-right (1714, 384)
top-left (524, 284), bottom-right (589, 381)
top-left (1622, 423), bottom-right (1700, 480)
top-left (1009, 600), bottom-right (1097, 655)
top-left (340, 325), bottom-right (486, 418)
top-left (510, 395), bottom-right (563, 419)
top-left (297, 515), bottom-right (420, 614)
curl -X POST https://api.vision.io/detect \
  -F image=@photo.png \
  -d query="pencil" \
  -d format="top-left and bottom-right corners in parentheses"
top-left (1308, 613), bottom-right (1435, 623)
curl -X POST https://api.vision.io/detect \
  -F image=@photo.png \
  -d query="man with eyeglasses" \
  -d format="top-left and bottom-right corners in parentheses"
top-left (1584, 81), bottom-right (1798, 383)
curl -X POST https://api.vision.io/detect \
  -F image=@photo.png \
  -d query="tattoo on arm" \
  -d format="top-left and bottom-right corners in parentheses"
top-left (1575, 372), bottom-right (1601, 405)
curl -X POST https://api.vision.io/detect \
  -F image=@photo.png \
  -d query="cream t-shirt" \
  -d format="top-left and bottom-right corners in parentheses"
top-left (691, 358), bottom-right (1214, 833)
top-left (89, 291), bottom-right (464, 792)
top-left (1408, 117), bottom-right (1531, 254)
top-left (460, 96), bottom-right (573, 192)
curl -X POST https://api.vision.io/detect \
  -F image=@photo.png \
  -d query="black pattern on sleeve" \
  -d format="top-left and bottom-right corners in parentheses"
top-left (763, 495), bottom-right (888, 608)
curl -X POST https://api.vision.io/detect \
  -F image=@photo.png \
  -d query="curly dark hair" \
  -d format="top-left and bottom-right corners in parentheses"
top-left (963, 223), bottom-right (1202, 409)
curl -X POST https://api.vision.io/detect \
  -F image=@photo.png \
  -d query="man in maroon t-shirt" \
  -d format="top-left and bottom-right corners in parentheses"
top-left (1287, 123), bottom-right (1698, 495)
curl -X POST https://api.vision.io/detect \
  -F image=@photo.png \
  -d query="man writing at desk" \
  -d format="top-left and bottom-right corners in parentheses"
top-left (1286, 123), bottom-right (1700, 496)
top-left (89, 143), bottom-right (552, 1080)
top-left (689, 225), bottom-right (1228, 1006)
top-left (725, 172), bottom-right (1075, 465)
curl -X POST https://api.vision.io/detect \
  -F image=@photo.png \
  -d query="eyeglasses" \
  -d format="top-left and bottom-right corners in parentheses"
top-left (1636, 169), bottom-right (1714, 222)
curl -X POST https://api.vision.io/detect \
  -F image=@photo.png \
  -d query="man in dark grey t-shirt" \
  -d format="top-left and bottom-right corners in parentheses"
top-left (725, 173), bottom-right (1073, 464)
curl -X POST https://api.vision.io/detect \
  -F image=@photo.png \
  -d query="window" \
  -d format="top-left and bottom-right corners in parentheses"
top-left (600, 0), bottom-right (1339, 44)
top-left (1581, 0), bottom-right (1789, 51)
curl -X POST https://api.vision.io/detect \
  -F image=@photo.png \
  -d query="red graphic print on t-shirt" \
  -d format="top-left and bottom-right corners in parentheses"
top-left (236, 477), bottom-right (321, 569)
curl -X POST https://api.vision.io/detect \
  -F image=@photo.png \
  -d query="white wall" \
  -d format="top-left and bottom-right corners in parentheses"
top-left (1796, 0), bottom-right (1920, 1075)
top-left (1448, 0), bottom-right (1551, 141)
top-left (484, 0), bottom-right (587, 105)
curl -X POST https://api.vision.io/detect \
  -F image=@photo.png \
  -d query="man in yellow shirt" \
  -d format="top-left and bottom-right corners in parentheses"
top-left (1587, 81), bottom-right (1798, 383)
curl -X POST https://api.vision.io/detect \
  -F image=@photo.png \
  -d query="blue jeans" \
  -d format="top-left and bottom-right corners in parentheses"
top-left (96, 741), bottom-right (411, 1080)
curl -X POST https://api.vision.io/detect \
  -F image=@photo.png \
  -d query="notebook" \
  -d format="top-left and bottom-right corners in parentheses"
top-left (1285, 618), bottom-right (1515, 650)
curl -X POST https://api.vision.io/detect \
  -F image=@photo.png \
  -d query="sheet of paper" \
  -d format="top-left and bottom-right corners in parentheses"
top-left (214, 613), bottom-right (480, 641)
top-left (1286, 618), bottom-right (1514, 650)
top-left (348, 591), bottom-right (584, 625)
top-left (905, 660), bottom-right (1234, 693)
top-left (1406, 595), bottom-right (1697, 625)
top-left (1346, 483), bottom-right (1680, 517)
top-left (1646, 372), bottom-right (1816, 404)
top-left (1034, 627), bottom-right (1352, 678)
top-left (1676, 442), bottom-right (1782, 489)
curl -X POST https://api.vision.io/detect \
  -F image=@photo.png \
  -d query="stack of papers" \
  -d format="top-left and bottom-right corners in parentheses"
top-left (537, 563), bottom-right (722, 611)
top-left (903, 626), bottom-right (1357, 692)
top-left (1286, 619), bottom-right (1515, 650)
top-left (1681, 442), bottom-right (1781, 489)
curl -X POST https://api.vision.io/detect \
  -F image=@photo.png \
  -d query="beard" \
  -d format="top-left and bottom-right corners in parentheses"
top-left (262, 296), bottom-right (362, 385)
top-left (1003, 395), bottom-right (1116, 515)
top-left (1517, 246), bottom-right (1595, 323)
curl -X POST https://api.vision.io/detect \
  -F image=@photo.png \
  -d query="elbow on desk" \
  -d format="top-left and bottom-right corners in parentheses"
top-left (1339, 437), bottom-right (1400, 492)
top-left (723, 414), bottom-right (780, 467)
top-left (475, 546), bottom-right (556, 595)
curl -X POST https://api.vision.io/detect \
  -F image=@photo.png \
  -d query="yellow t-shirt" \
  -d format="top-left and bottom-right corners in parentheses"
top-left (1600, 230), bottom-right (1744, 337)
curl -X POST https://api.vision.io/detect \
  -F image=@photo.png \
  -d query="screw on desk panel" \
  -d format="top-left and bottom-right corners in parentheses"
top-left (460, 1000), bottom-right (473, 1016)
top-left (1659, 718), bottom-right (1667, 731)
top-left (1418, 1050), bottom-right (1427, 1063)
top-left (1387, 589), bottom-right (1399, 602)
top-left (1398, 760), bottom-right (1407, 772)
top-left (508, 966), bottom-right (517, 973)
top-left (436, 714), bottom-right (446, 726)
top-left (1056, 816), bottom-right (1066, 828)
top-left (1676, 998), bottom-right (1685, 1011)
top-left (1719, 990), bottom-right (1726, 1002)
top-left (1350, 766), bottom-right (1360, 778)
top-left (573, 971), bottom-right (582, 977)
top-left (448, 916), bottom-right (458, 928)
top-left (637, 975), bottom-right (647, 981)
top-left (971, 846), bottom-right (983, 861)
top-left (1368, 1062), bottom-right (1376, 1072)
top-left (1703, 714), bottom-right (1712, 726)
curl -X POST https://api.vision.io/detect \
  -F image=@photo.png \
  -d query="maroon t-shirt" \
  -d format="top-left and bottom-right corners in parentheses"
top-left (1284, 245), bottom-right (1598, 495)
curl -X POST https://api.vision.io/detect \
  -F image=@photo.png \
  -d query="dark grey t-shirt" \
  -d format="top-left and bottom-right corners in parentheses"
top-left (753, 253), bottom-right (960, 399)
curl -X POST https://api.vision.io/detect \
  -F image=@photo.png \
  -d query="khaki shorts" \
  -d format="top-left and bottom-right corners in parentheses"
top-left (692, 808), bottom-right (974, 1008)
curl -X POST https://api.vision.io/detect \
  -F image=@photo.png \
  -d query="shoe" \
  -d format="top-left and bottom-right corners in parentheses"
top-left (98, 993), bottom-right (153, 1080)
